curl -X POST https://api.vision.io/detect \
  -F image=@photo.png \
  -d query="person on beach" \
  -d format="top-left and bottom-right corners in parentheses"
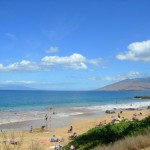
top-left (70, 144), bottom-right (75, 150)
top-left (96, 121), bottom-right (103, 126)
top-left (30, 126), bottom-right (33, 133)
top-left (10, 136), bottom-right (20, 145)
top-left (50, 135), bottom-right (58, 142)
top-left (109, 119), bottom-right (116, 124)
top-left (45, 114), bottom-right (48, 121)
top-left (41, 125), bottom-right (46, 131)
top-left (68, 126), bottom-right (73, 132)
top-left (132, 114), bottom-right (139, 121)
top-left (45, 114), bottom-right (48, 130)
top-left (96, 120), bottom-right (107, 126)
top-left (10, 139), bottom-right (19, 145)
top-left (103, 120), bottom-right (107, 125)
top-left (69, 132), bottom-right (77, 140)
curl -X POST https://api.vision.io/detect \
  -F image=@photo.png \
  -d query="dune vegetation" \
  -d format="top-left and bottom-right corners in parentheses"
top-left (93, 128), bottom-right (150, 150)
top-left (62, 116), bottom-right (150, 150)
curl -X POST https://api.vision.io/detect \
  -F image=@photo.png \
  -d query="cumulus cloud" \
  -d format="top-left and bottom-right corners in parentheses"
top-left (42, 53), bottom-right (87, 70)
top-left (116, 40), bottom-right (150, 62)
top-left (102, 71), bottom-right (140, 81)
top-left (7, 60), bottom-right (39, 71)
top-left (0, 60), bottom-right (39, 72)
top-left (0, 53), bottom-right (103, 72)
top-left (41, 53), bottom-right (103, 70)
top-left (45, 46), bottom-right (59, 53)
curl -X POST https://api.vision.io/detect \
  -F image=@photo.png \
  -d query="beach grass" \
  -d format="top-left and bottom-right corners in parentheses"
top-left (93, 127), bottom-right (150, 150)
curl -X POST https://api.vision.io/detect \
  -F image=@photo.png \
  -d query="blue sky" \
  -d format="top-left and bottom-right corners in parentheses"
top-left (0, 0), bottom-right (150, 90)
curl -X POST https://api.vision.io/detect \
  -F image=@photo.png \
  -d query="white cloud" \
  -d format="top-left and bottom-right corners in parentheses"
top-left (102, 75), bottom-right (129, 81)
top-left (45, 46), bottom-right (59, 53)
top-left (41, 53), bottom-right (87, 70)
top-left (7, 60), bottom-right (39, 71)
top-left (102, 71), bottom-right (140, 81)
top-left (116, 40), bottom-right (150, 62)
top-left (0, 64), bottom-right (4, 70)
top-left (2, 80), bottom-right (36, 84)
top-left (0, 60), bottom-right (39, 72)
top-left (66, 62), bottom-right (87, 70)
top-left (89, 71), bottom-right (140, 82)
top-left (127, 71), bottom-right (140, 77)
top-left (0, 53), bottom-right (103, 72)
top-left (87, 58), bottom-right (103, 66)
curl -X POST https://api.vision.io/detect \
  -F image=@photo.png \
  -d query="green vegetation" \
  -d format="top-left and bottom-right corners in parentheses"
top-left (93, 128), bottom-right (150, 150)
top-left (62, 116), bottom-right (150, 150)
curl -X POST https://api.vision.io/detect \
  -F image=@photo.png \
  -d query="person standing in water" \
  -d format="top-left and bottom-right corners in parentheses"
top-left (45, 114), bottom-right (48, 131)
top-left (45, 114), bottom-right (48, 121)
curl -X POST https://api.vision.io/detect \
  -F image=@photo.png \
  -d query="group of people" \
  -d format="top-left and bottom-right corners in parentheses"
top-left (67, 125), bottom-right (77, 140)
top-left (31, 110), bottom-right (143, 150)
top-left (49, 131), bottom-right (76, 149)
top-left (96, 110), bottom-right (142, 126)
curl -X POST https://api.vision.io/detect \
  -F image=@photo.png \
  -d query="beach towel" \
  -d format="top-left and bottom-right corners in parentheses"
top-left (39, 140), bottom-right (50, 145)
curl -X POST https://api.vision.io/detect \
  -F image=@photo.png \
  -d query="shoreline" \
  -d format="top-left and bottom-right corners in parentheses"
top-left (0, 105), bottom-right (148, 131)
top-left (0, 100), bottom-right (150, 130)
top-left (0, 108), bottom-right (149, 149)
top-left (0, 110), bottom-right (105, 131)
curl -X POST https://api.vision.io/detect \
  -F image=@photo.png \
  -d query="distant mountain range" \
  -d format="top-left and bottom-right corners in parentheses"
top-left (0, 85), bottom-right (36, 90)
top-left (97, 77), bottom-right (150, 91)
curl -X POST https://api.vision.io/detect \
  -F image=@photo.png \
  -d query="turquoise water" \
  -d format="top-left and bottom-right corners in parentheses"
top-left (0, 90), bottom-right (150, 110)
top-left (0, 90), bottom-right (150, 127)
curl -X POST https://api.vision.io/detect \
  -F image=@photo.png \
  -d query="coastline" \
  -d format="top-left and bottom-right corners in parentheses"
top-left (0, 109), bottom-right (105, 131)
top-left (0, 107), bottom-right (149, 150)
top-left (1, 100), bottom-right (150, 131)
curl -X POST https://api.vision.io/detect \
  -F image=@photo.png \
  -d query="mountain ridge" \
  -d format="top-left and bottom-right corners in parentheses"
top-left (97, 77), bottom-right (150, 91)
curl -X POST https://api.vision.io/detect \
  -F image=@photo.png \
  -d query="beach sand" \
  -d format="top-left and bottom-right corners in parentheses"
top-left (0, 109), bottom-right (150, 150)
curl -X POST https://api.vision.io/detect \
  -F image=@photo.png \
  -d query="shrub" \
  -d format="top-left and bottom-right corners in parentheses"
top-left (62, 116), bottom-right (150, 150)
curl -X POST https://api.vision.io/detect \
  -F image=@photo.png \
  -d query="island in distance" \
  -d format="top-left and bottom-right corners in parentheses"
top-left (97, 77), bottom-right (150, 91)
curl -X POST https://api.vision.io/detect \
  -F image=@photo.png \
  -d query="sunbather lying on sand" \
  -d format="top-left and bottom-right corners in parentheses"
top-left (96, 120), bottom-right (107, 126)
top-left (96, 122), bottom-right (104, 126)
top-left (69, 132), bottom-right (77, 140)
top-left (132, 115), bottom-right (139, 121)
top-left (109, 119), bottom-right (116, 124)
top-left (10, 138), bottom-right (20, 145)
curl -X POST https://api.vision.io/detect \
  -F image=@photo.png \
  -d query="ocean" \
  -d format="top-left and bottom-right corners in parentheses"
top-left (0, 90), bottom-right (150, 130)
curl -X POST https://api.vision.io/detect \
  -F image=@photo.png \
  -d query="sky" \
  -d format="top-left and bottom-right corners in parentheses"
top-left (0, 0), bottom-right (150, 90)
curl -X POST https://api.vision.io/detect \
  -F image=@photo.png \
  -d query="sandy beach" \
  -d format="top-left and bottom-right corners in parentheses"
top-left (0, 108), bottom-right (150, 150)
